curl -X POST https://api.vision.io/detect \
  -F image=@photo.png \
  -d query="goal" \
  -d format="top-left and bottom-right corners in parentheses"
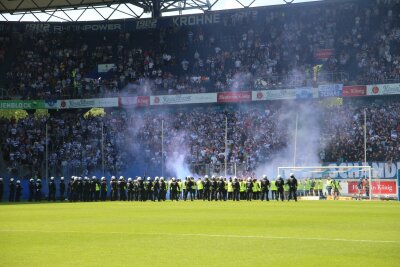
top-left (277, 165), bottom-right (383, 200)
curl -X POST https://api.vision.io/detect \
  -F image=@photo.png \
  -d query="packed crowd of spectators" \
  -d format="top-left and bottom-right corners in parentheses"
top-left (1, 0), bottom-right (399, 99)
top-left (1, 99), bottom-right (400, 177)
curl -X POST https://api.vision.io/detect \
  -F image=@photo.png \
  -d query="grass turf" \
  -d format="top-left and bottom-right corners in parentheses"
top-left (0, 200), bottom-right (399, 267)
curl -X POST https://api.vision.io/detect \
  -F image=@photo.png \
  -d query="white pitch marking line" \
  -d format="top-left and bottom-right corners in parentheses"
top-left (0, 229), bottom-right (399, 244)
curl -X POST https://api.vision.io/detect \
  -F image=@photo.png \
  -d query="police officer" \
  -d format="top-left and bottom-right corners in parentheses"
top-left (15, 180), bottom-right (22, 202)
top-left (137, 177), bottom-right (146, 201)
top-left (60, 177), bottom-right (65, 201)
top-left (71, 177), bottom-right (79, 202)
top-left (232, 177), bottom-right (240, 201)
top-left (100, 177), bottom-right (107, 201)
top-left (48, 177), bottom-right (56, 202)
top-left (275, 175), bottom-right (285, 202)
top-left (196, 178), bottom-right (204, 200)
top-left (287, 173), bottom-right (298, 202)
top-left (35, 178), bottom-right (42, 202)
top-left (90, 176), bottom-right (97, 201)
top-left (77, 177), bottom-right (83, 201)
top-left (153, 177), bottom-right (160, 201)
top-left (94, 178), bottom-right (100, 201)
top-left (210, 176), bottom-right (218, 201)
top-left (127, 178), bottom-right (134, 201)
top-left (29, 178), bottom-right (35, 201)
top-left (203, 176), bottom-right (211, 201)
top-left (0, 178), bottom-right (3, 202)
top-left (227, 178), bottom-right (233, 200)
top-left (169, 177), bottom-right (179, 201)
top-left (185, 177), bottom-right (195, 201)
top-left (159, 177), bottom-right (166, 201)
top-left (119, 176), bottom-right (127, 201)
top-left (9, 178), bottom-right (16, 202)
top-left (145, 177), bottom-right (154, 201)
top-left (110, 176), bottom-right (118, 201)
top-left (246, 177), bottom-right (253, 201)
top-left (217, 177), bottom-right (225, 201)
top-left (260, 175), bottom-right (270, 201)
top-left (83, 177), bottom-right (90, 202)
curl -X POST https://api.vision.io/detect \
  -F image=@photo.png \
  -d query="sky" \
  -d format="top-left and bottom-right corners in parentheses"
top-left (0, 0), bottom-right (322, 22)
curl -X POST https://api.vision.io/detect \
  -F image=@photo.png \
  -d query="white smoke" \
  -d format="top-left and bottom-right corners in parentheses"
top-left (165, 129), bottom-right (192, 179)
top-left (255, 102), bottom-right (324, 179)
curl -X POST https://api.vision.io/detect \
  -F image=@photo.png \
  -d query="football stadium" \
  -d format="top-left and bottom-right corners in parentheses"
top-left (0, 0), bottom-right (399, 266)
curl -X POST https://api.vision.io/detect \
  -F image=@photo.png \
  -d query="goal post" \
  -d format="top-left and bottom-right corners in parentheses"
top-left (277, 166), bottom-right (373, 200)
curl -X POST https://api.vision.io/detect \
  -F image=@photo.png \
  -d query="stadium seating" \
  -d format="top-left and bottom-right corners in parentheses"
top-left (0, 0), bottom-right (399, 99)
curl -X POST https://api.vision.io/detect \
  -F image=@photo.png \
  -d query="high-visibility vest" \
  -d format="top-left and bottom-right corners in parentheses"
top-left (283, 184), bottom-right (289, 192)
top-left (227, 182), bottom-right (233, 192)
top-left (197, 180), bottom-right (203, 190)
top-left (305, 180), bottom-right (311, 190)
top-left (270, 180), bottom-right (277, 190)
top-left (257, 181), bottom-right (262, 192)
top-left (317, 180), bottom-right (323, 190)
top-left (95, 183), bottom-right (100, 191)
top-left (182, 181), bottom-right (186, 190)
top-left (297, 181), bottom-right (303, 190)
top-left (177, 182), bottom-right (182, 191)
top-left (240, 181), bottom-right (246, 192)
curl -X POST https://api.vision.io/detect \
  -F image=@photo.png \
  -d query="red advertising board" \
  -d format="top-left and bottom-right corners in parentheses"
top-left (119, 96), bottom-right (150, 107)
top-left (217, 92), bottom-right (251, 103)
top-left (342, 85), bottom-right (367, 97)
top-left (348, 181), bottom-right (397, 195)
top-left (314, 49), bottom-right (334, 60)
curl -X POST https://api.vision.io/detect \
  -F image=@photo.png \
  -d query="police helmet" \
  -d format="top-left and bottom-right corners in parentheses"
top-left (160, 177), bottom-right (164, 181)
top-left (17, 180), bottom-right (20, 184)
top-left (290, 173), bottom-right (295, 178)
top-left (278, 175), bottom-right (282, 179)
top-left (30, 178), bottom-right (34, 182)
top-left (10, 178), bottom-right (14, 182)
top-left (172, 177), bottom-right (176, 181)
top-left (263, 175), bottom-right (267, 179)
top-left (128, 178), bottom-right (132, 182)
top-left (147, 177), bottom-right (151, 181)
top-left (101, 177), bottom-right (106, 181)
top-left (0, 178), bottom-right (3, 181)
top-left (37, 178), bottom-right (41, 182)
top-left (60, 177), bottom-right (64, 180)
top-left (137, 177), bottom-right (142, 181)
top-left (50, 176), bottom-right (54, 180)
top-left (92, 176), bottom-right (96, 179)
top-left (111, 175), bottom-right (116, 180)
top-left (204, 175), bottom-right (209, 179)
top-left (155, 176), bottom-right (159, 181)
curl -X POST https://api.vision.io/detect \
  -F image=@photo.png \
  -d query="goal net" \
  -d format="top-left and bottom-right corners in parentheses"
top-left (277, 166), bottom-right (396, 200)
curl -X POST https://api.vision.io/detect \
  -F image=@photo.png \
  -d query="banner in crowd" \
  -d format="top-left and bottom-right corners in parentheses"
top-left (119, 96), bottom-right (150, 107)
top-left (295, 87), bottom-right (319, 99)
top-left (217, 92), bottom-right (251, 103)
top-left (342, 85), bottom-right (367, 97)
top-left (347, 181), bottom-right (397, 196)
top-left (367, 83), bottom-right (400, 96)
top-left (314, 49), bottom-right (335, 61)
top-left (0, 100), bottom-right (44, 109)
top-left (44, 98), bottom-right (118, 109)
top-left (318, 84), bottom-right (343, 97)
top-left (150, 93), bottom-right (217, 105)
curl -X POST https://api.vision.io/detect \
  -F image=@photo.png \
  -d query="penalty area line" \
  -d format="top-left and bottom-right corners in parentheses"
top-left (0, 229), bottom-right (398, 244)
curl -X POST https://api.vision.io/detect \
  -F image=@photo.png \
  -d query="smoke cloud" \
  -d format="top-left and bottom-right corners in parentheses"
top-left (255, 101), bottom-right (324, 179)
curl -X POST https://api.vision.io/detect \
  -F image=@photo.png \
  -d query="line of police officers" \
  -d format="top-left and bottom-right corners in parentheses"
top-left (1, 173), bottom-right (319, 202)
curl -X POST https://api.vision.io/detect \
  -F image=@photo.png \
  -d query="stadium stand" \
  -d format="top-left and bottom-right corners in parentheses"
top-left (0, 0), bottom-right (400, 180)
top-left (0, 0), bottom-right (399, 99)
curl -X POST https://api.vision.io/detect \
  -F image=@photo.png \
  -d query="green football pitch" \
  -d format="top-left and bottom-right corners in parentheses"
top-left (0, 201), bottom-right (399, 267)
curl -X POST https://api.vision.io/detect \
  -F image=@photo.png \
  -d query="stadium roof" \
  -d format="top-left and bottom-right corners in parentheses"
top-left (0, 0), bottom-right (322, 22)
